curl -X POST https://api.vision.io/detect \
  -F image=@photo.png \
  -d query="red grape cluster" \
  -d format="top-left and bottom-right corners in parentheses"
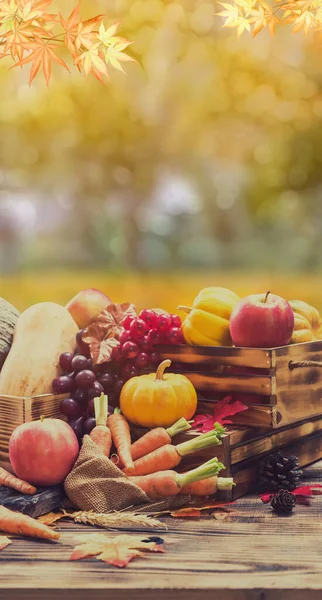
top-left (112, 310), bottom-right (184, 378)
top-left (52, 310), bottom-right (184, 440)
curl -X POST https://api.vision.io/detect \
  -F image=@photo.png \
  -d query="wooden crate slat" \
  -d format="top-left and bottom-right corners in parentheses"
top-left (272, 342), bottom-right (322, 427)
top-left (0, 393), bottom-right (66, 470)
top-left (159, 344), bottom-right (273, 369)
top-left (231, 429), bottom-right (322, 500)
top-left (180, 372), bottom-right (274, 396)
top-left (231, 416), bottom-right (322, 464)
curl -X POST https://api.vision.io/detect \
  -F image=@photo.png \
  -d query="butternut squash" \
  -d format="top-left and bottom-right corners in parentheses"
top-left (0, 302), bottom-right (78, 397)
top-left (0, 298), bottom-right (20, 371)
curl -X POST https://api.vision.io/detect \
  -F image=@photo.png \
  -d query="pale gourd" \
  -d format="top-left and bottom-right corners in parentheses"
top-left (0, 298), bottom-right (20, 371)
top-left (0, 302), bottom-right (78, 397)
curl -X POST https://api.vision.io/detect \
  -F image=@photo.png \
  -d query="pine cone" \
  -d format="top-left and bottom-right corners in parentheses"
top-left (271, 490), bottom-right (296, 513)
top-left (259, 452), bottom-right (302, 492)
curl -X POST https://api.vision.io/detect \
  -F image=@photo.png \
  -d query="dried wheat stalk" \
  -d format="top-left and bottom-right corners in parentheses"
top-left (69, 510), bottom-right (165, 530)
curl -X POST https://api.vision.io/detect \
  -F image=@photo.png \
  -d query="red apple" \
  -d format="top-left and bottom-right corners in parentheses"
top-left (229, 291), bottom-right (294, 348)
top-left (66, 288), bottom-right (112, 329)
top-left (9, 418), bottom-right (79, 487)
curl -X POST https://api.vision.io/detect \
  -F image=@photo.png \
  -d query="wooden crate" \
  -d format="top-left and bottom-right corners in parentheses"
top-left (172, 415), bottom-right (322, 501)
top-left (0, 393), bottom-right (66, 471)
top-left (158, 340), bottom-right (322, 428)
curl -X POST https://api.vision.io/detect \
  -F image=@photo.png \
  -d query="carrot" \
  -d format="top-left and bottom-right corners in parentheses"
top-left (129, 457), bottom-right (225, 500)
top-left (0, 505), bottom-right (60, 541)
top-left (117, 417), bottom-right (192, 468)
top-left (107, 408), bottom-right (134, 471)
top-left (123, 428), bottom-right (225, 476)
top-left (0, 467), bottom-right (36, 495)
top-left (179, 476), bottom-right (234, 496)
top-left (90, 393), bottom-right (112, 457)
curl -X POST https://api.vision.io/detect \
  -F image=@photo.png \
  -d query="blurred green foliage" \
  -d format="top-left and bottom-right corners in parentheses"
top-left (0, 0), bottom-right (322, 274)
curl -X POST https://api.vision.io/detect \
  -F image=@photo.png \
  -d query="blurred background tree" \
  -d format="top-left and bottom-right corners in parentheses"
top-left (0, 0), bottom-right (322, 278)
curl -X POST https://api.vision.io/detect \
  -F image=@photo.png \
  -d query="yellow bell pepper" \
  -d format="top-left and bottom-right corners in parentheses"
top-left (178, 287), bottom-right (240, 346)
top-left (289, 300), bottom-right (322, 344)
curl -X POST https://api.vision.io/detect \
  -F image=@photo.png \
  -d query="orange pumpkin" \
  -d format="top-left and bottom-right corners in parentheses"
top-left (120, 359), bottom-right (197, 428)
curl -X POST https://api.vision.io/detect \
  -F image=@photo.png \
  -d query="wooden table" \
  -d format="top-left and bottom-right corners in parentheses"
top-left (1, 463), bottom-right (322, 600)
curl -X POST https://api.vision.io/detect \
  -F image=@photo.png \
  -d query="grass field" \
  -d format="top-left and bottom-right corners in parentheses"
top-left (1, 270), bottom-right (322, 314)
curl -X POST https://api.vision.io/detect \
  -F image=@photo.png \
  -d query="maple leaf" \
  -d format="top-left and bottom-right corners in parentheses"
top-left (105, 42), bottom-right (135, 74)
top-left (0, 536), bottom-right (11, 551)
top-left (75, 44), bottom-right (108, 79)
top-left (75, 14), bottom-right (104, 51)
top-left (12, 35), bottom-right (70, 85)
top-left (192, 395), bottom-right (248, 432)
top-left (60, 2), bottom-right (81, 61)
top-left (82, 303), bottom-right (136, 364)
top-left (3, 23), bottom-right (34, 61)
top-left (217, 2), bottom-right (241, 27)
top-left (38, 511), bottom-right (71, 526)
top-left (70, 533), bottom-right (164, 568)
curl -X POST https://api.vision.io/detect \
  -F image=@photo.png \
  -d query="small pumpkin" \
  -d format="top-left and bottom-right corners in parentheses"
top-left (120, 359), bottom-right (197, 428)
top-left (178, 287), bottom-right (240, 347)
top-left (289, 300), bottom-right (322, 344)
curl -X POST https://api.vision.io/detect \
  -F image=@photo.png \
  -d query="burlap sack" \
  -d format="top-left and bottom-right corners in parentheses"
top-left (64, 435), bottom-right (190, 513)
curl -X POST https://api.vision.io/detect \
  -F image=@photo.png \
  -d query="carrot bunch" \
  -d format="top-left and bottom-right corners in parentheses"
top-left (129, 457), bottom-right (234, 500)
top-left (88, 395), bottom-right (134, 471)
top-left (116, 417), bottom-right (192, 468)
top-left (123, 425), bottom-right (225, 476)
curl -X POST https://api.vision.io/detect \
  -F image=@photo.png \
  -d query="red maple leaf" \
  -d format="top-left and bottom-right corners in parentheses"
top-left (192, 395), bottom-right (248, 432)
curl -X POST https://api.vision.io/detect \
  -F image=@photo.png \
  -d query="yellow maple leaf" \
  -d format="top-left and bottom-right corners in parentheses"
top-left (217, 2), bottom-right (241, 27)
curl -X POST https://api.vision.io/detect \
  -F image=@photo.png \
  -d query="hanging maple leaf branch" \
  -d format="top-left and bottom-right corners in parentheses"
top-left (217, 0), bottom-right (322, 38)
top-left (0, 0), bottom-right (134, 85)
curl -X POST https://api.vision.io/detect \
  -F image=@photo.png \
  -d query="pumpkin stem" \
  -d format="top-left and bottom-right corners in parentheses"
top-left (177, 305), bottom-right (192, 314)
top-left (156, 359), bottom-right (171, 380)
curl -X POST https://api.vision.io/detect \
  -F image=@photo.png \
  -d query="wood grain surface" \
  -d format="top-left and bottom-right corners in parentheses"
top-left (1, 462), bottom-right (322, 600)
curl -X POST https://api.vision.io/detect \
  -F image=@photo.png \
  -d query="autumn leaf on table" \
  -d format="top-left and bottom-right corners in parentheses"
top-left (0, 536), bottom-right (12, 551)
top-left (82, 303), bottom-right (136, 364)
top-left (171, 501), bottom-right (234, 518)
top-left (70, 533), bottom-right (164, 568)
top-left (193, 395), bottom-right (248, 432)
top-left (38, 511), bottom-right (71, 526)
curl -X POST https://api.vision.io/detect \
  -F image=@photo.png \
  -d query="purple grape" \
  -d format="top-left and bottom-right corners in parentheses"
top-left (113, 379), bottom-right (124, 396)
top-left (87, 398), bottom-right (95, 417)
top-left (98, 373), bottom-right (117, 392)
top-left (59, 352), bottom-right (74, 373)
top-left (84, 417), bottom-right (96, 434)
top-left (60, 397), bottom-right (83, 418)
top-left (52, 375), bottom-right (75, 394)
top-left (76, 330), bottom-right (91, 357)
top-left (75, 369), bottom-right (96, 389)
top-left (87, 381), bottom-right (104, 399)
top-left (150, 351), bottom-right (161, 365)
top-left (134, 352), bottom-right (150, 369)
top-left (92, 363), bottom-right (104, 377)
top-left (72, 387), bottom-right (88, 405)
top-left (68, 416), bottom-right (85, 439)
top-left (71, 354), bottom-right (91, 372)
top-left (121, 364), bottom-right (138, 381)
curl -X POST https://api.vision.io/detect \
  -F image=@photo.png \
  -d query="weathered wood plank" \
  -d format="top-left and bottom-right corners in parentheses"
top-left (159, 344), bottom-right (273, 369)
top-left (231, 415), bottom-right (322, 463)
top-left (2, 470), bottom-right (322, 600)
top-left (182, 372), bottom-right (274, 396)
